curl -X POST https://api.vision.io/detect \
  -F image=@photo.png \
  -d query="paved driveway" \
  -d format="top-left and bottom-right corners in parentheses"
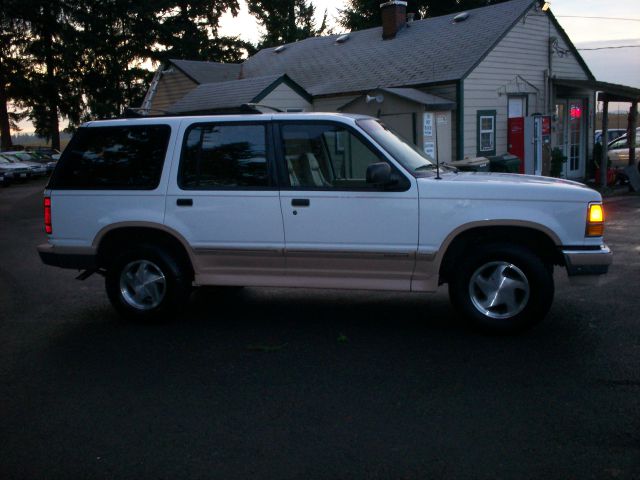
top-left (1, 179), bottom-right (639, 479)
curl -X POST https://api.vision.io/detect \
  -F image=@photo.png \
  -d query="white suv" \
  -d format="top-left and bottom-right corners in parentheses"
top-left (38, 113), bottom-right (612, 332)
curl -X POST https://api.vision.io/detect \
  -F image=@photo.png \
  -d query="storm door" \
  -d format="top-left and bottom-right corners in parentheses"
top-left (554, 99), bottom-right (586, 179)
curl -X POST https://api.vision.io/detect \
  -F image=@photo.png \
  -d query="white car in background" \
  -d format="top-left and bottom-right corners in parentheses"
top-left (607, 128), bottom-right (640, 169)
top-left (595, 128), bottom-right (626, 145)
top-left (0, 155), bottom-right (32, 180)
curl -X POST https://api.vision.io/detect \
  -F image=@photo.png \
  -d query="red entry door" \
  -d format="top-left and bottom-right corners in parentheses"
top-left (508, 117), bottom-right (525, 173)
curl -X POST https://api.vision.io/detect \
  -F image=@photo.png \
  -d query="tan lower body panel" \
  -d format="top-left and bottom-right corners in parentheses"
top-left (192, 248), bottom-right (438, 292)
top-left (411, 252), bottom-right (440, 293)
top-left (193, 248), bottom-right (286, 286)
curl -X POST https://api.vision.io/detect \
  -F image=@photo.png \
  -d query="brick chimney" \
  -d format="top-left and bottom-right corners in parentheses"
top-left (380, 1), bottom-right (407, 40)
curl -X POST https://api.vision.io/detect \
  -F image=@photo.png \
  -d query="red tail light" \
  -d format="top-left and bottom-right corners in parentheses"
top-left (44, 197), bottom-right (52, 234)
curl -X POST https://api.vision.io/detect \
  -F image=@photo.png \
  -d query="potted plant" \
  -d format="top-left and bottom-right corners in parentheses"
top-left (549, 147), bottom-right (566, 178)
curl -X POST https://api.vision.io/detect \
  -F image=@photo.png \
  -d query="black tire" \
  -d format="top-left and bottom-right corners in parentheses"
top-left (105, 244), bottom-right (192, 322)
top-left (448, 243), bottom-right (554, 333)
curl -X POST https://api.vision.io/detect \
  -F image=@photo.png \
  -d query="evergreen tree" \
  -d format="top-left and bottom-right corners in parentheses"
top-left (0, 1), bottom-right (28, 149)
top-left (4, 0), bottom-right (248, 146)
top-left (74, 0), bottom-right (160, 120)
top-left (9, 0), bottom-right (84, 150)
top-left (246, 0), bottom-right (327, 48)
top-left (155, 0), bottom-right (253, 62)
top-left (340, 0), bottom-right (511, 31)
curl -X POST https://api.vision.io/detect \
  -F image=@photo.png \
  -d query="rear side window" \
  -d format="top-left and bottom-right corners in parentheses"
top-left (50, 125), bottom-right (170, 190)
top-left (178, 123), bottom-right (269, 189)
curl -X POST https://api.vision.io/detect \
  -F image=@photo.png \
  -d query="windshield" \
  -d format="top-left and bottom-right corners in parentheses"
top-left (357, 118), bottom-right (436, 174)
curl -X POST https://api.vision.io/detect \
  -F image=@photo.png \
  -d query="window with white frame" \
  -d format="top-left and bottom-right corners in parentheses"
top-left (477, 110), bottom-right (496, 156)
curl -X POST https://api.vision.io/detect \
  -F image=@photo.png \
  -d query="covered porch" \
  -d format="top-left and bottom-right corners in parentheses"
top-left (554, 79), bottom-right (640, 188)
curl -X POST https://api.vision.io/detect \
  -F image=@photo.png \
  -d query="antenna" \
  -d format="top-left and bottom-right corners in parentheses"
top-left (434, 113), bottom-right (441, 180)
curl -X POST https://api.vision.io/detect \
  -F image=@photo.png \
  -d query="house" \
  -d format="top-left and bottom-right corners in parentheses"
top-left (141, 0), bottom-right (640, 180)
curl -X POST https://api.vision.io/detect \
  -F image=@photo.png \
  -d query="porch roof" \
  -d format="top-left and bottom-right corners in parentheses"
top-left (554, 78), bottom-right (640, 103)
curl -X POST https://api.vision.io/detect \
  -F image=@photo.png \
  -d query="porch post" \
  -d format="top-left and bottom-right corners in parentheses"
top-left (601, 97), bottom-right (609, 187)
top-left (629, 101), bottom-right (638, 167)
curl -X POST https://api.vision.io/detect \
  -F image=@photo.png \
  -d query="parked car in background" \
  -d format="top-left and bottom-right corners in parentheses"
top-left (25, 146), bottom-right (61, 161)
top-left (26, 146), bottom-right (61, 158)
top-left (595, 128), bottom-right (626, 145)
top-left (0, 168), bottom-right (14, 186)
top-left (11, 151), bottom-right (57, 173)
top-left (0, 152), bottom-right (49, 177)
top-left (607, 128), bottom-right (640, 169)
top-left (0, 155), bottom-right (32, 181)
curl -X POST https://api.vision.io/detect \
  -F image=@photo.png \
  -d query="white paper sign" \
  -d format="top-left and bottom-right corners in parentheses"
top-left (423, 113), bottom-right (433, 137)
top-left (423, 141), bottom-right (435, 159)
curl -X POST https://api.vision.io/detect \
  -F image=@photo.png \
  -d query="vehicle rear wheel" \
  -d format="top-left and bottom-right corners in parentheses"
top-left (105, 244), bottom-right (192, 322)
top-left (448, 243), bottom-right (554, 333)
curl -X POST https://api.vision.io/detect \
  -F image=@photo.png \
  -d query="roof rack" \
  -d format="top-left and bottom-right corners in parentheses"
top-left (120, 104), bottom-right (269, 119)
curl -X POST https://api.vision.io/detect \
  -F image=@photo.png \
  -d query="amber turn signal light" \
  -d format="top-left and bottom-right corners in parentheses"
top-left (586, 203), bottom-right (604, 237)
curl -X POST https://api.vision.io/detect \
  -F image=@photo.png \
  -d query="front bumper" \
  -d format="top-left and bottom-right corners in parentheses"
top-left (563, 245), bottom-right (612, 276)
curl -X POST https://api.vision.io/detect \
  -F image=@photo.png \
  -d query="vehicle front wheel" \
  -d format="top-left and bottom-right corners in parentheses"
top-left (105, 244), bottom-right (192, 322)
top-left (448, 243), bottom-right (554, 333)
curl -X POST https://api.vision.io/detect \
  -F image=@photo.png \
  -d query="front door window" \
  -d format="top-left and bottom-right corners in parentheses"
top-left (568, 100), bottom-right (584, 175)
top-left (554, 99), bottom-right (585, 179)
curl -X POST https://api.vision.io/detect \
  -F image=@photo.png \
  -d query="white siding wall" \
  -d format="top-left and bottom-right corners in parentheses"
top-left (421, 84), bottom-right (458, 158)
top-left (463, 9), bottom-right (589, 158)
top-left (261, 83), bottom-right (312, 111)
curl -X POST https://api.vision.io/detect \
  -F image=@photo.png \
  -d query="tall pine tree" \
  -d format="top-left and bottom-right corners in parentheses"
top-left (10, 0), bottom-right (84, 149)
top-left (4, 0), bottom-right (248, 145)
top-left (155, 0), bottom-right (253, 62)
top-left (246, 0), bottom-right (327, 49)
top-left (0, 1), bottom-right (28, 149)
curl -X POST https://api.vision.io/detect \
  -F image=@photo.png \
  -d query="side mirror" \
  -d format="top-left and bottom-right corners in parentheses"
top-left (366, 162), bottom-right (392, 185)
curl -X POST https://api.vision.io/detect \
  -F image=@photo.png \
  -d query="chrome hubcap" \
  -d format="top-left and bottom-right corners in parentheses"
top-left (469, 261), bottom-right (530, 319)
top-left (119, 260), bottom-right (166, 310)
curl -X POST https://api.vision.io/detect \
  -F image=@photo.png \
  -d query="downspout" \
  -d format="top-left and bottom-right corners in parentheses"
top-left (456, 80), bottom-right (464, 160)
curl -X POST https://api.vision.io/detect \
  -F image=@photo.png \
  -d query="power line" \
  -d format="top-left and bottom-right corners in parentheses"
top-left (578, 45), bottom-right (640, 51)
top-left (555, 15), bottom-right (640, 22)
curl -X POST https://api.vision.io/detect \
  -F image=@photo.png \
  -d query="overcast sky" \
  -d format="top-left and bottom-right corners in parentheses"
top-left (220, 0), bottom-right (640, 88)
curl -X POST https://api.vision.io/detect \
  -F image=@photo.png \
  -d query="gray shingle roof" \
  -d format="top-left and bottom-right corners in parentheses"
top-left (381, 88), bottom-right (456, 109)
top-left (170, 59), bottom-right (241, 84)
top-left (242, 0), bottom-right (536, 96)
top-left (168, 75), bottom-right (285, 113)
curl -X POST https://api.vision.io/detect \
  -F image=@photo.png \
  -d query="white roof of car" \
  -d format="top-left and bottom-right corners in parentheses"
top-left (81, 112), bottom-right (374, 128)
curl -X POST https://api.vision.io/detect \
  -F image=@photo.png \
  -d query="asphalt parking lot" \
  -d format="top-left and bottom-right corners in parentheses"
top-left (1, 178), bottom-right (639, 479)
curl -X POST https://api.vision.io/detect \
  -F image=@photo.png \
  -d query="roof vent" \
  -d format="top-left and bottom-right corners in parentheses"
top-left (274, 45), bottom-right (286, 53)
top-left (335, 34), bottom-right (350, 44)
top-left (453, 12), bottom-right (470, 23)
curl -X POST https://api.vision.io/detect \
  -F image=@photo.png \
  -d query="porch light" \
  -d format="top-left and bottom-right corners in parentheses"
top-left (542, 2), bottom-right (551, 11)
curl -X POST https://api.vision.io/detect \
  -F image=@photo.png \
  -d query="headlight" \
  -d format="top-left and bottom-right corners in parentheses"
top-left (586, 203), bottom-right (604, 237)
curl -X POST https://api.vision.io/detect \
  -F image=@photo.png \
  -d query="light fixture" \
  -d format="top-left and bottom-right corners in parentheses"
top-left (542, 2), bottom-right (551, 12)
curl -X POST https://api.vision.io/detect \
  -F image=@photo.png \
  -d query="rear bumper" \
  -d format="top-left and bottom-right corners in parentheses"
top-left (37, 243), bottom-right (97, 269)
top-left (562, 245), bottom-right (612, 276)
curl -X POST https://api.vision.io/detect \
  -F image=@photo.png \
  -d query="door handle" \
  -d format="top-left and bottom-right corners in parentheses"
top-left (291, 198), bottom-right (310, 207)
top-left (176, 198), bottom-right (193, 207)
